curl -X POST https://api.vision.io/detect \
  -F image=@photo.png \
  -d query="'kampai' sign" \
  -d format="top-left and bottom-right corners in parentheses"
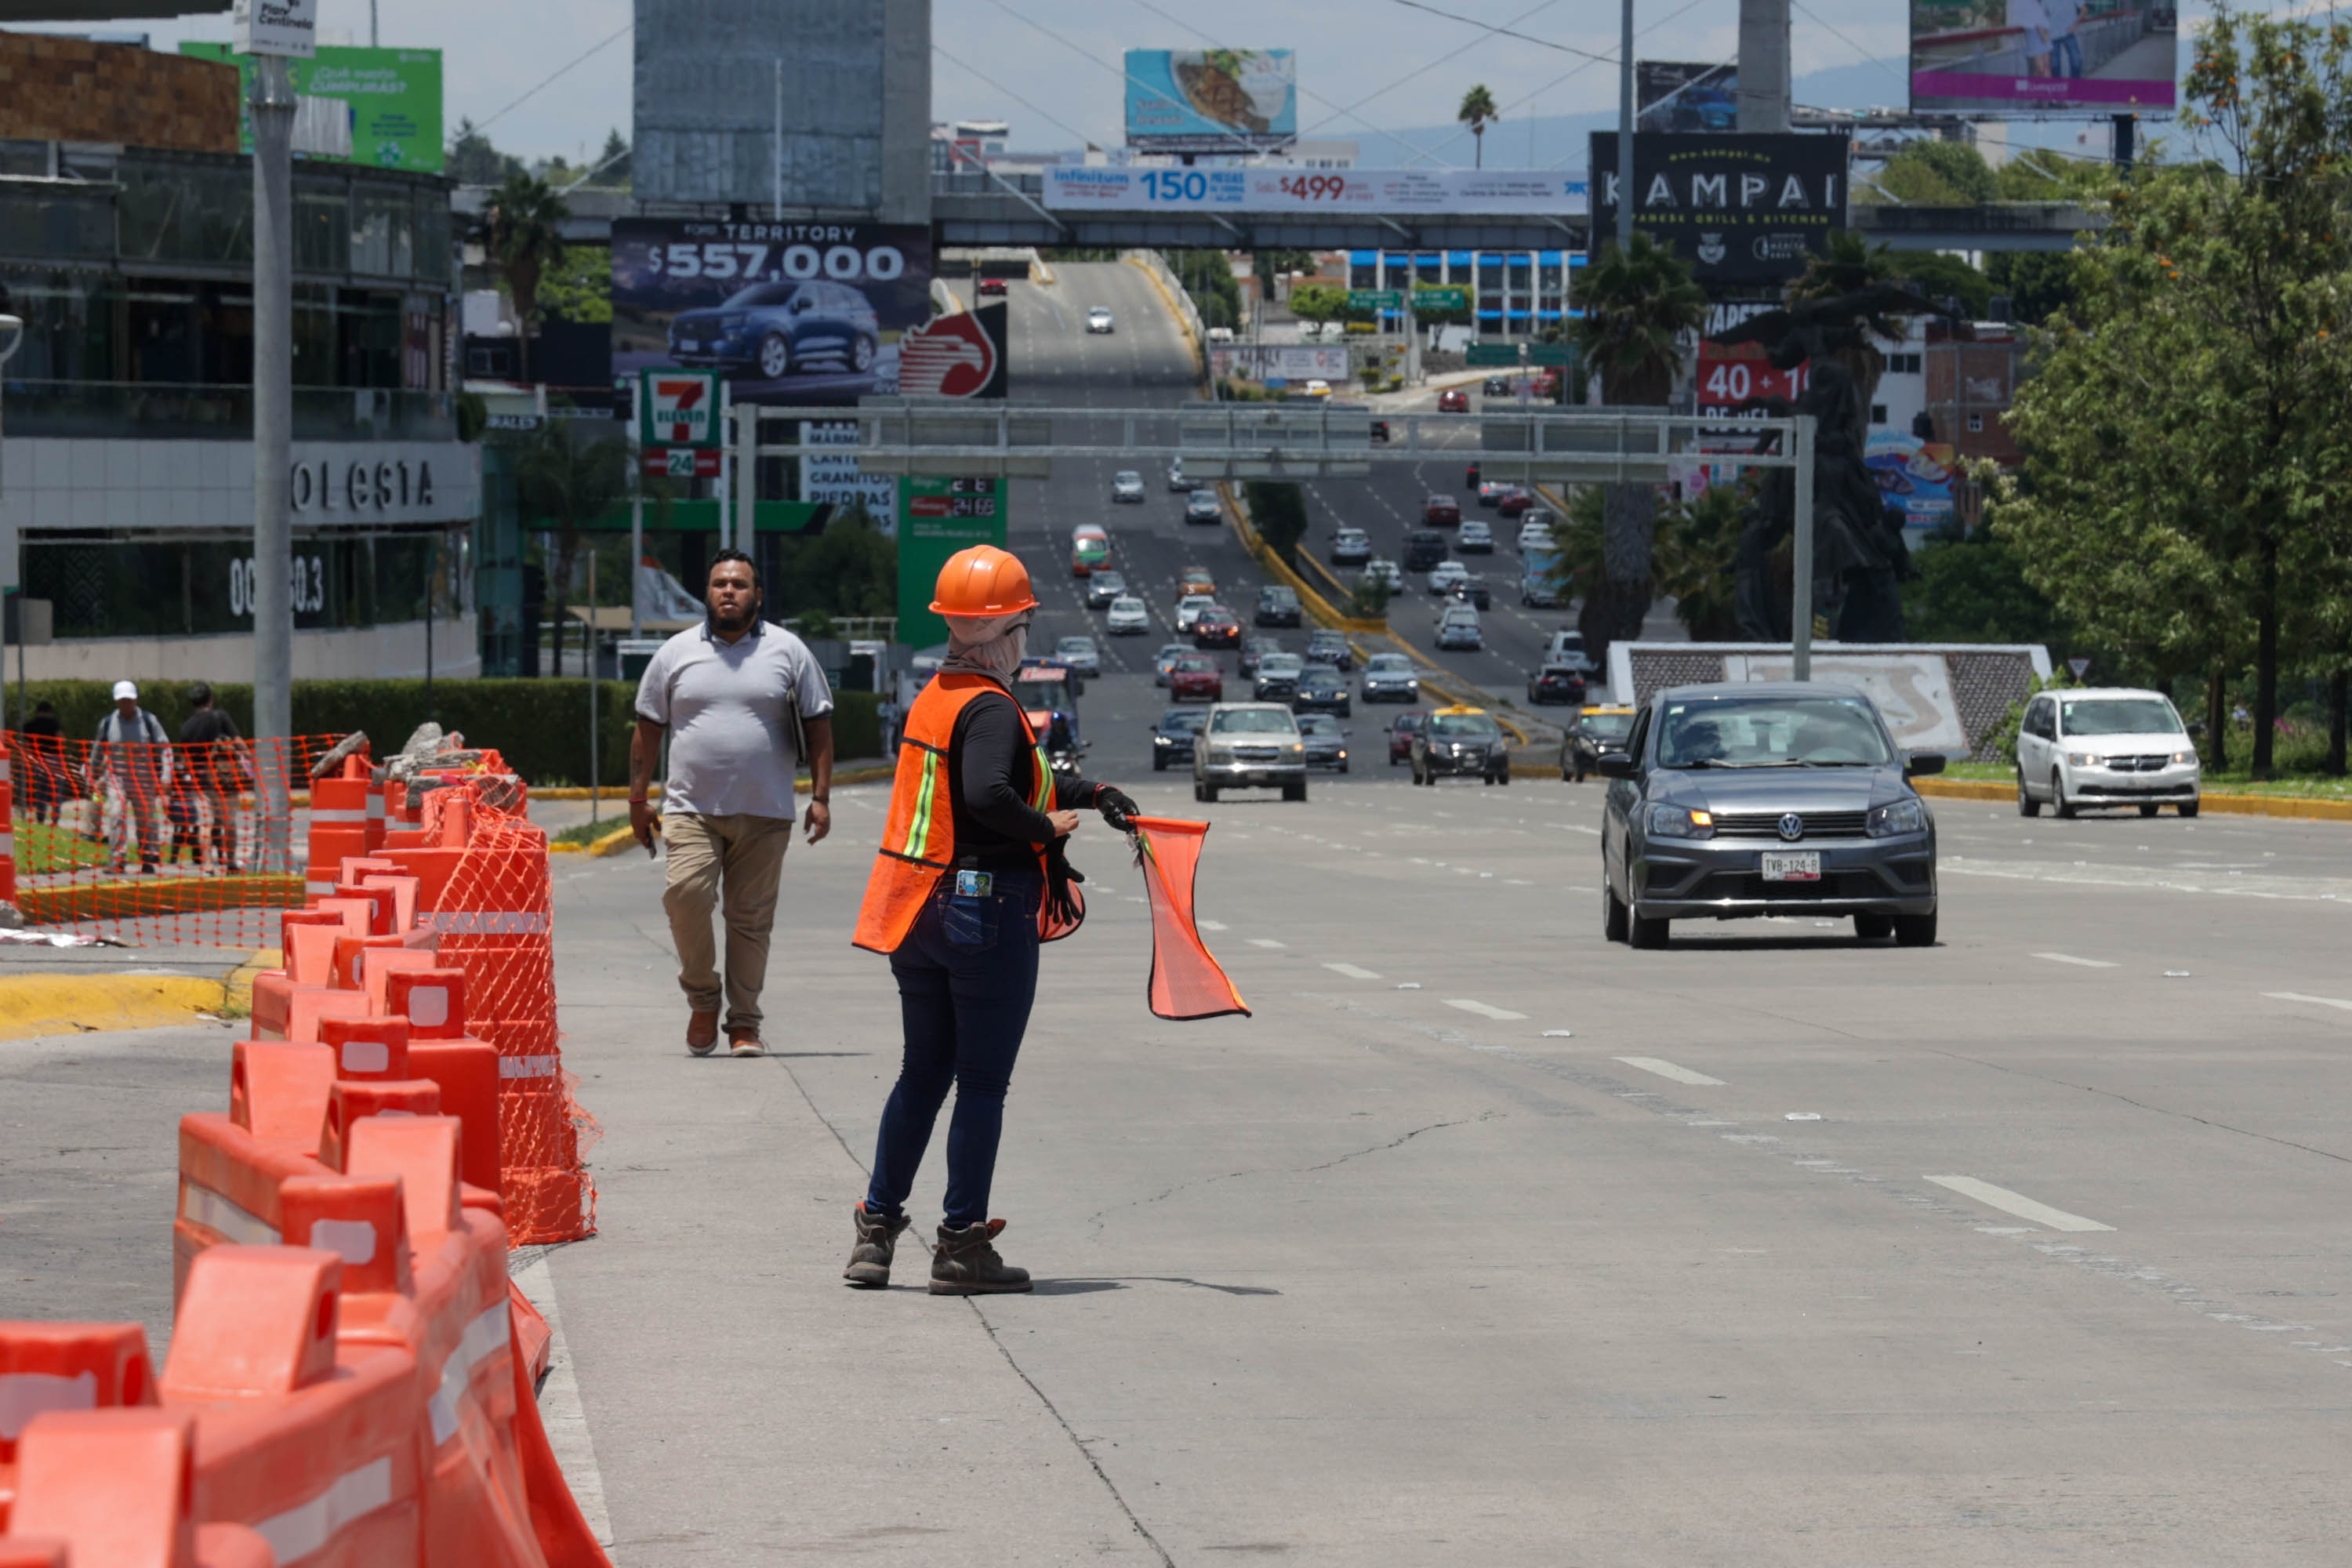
top-left (1591, 132), bottom-right (1849, 285)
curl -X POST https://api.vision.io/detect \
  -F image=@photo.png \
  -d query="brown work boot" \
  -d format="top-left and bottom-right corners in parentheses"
top-left (728, 1033), bottom-right (766, 1058)
top-left (929, 1219), bottom-right (1033, 1295)
top-left (685, 1008), bottom-right (719, 1056)
top-left (844, 1203), bottom-right (912, 1288)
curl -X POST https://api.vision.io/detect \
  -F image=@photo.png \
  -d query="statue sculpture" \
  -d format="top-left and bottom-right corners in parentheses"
top-left (1715, 284), bottom-right (1951, 644)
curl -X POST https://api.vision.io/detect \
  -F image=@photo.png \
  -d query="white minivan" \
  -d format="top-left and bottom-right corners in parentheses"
top-left (2016, 687), bottom-right (2201, 818)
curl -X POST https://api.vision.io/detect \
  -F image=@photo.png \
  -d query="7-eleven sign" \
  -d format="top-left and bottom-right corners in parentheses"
top-left (639, 368), bottom-right (722, 449)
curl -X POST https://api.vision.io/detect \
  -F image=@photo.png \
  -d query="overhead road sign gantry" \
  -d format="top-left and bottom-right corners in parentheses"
top-left (1348, 289), bottom-right (1403, 312)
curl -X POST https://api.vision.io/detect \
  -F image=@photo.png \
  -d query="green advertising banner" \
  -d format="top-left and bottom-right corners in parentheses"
top-left (897, 476), bottom-right (1007, 650)
top-left (181, 44), bottom-right (445, 174)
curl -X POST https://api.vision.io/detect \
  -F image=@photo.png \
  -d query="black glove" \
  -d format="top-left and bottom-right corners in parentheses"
top-left (1094, 786), bottom-right (1141, 833)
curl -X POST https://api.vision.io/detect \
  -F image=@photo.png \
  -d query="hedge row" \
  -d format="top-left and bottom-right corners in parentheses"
top-left (2, 681), bottom-right (881, 789)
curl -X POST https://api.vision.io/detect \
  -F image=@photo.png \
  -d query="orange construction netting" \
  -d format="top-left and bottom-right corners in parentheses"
top-left (4, 730), bottom-right (343, 949)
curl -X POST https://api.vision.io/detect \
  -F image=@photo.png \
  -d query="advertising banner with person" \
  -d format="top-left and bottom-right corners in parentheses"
top-left (1045, 165), bottom-right (1586, 216)
top-left (1124, 48), bottom-right (1296, 151)
top-left (1909, 0), bottom-right (2176, 111)
top-left (611, 218), bottom-right (934, 407)
top-left (182, 43), bottom-right (443, 171)
top-left (1865, 429), bottom-right (1958, 527)
top-left (1591, 132), bottom-right (1849, 286)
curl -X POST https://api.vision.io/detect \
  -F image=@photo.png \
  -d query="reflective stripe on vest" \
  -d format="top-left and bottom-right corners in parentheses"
top-left (855, 673), bottom-right (1065, 953)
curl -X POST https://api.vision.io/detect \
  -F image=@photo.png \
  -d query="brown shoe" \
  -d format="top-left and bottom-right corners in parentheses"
top-left (844, 1203), bottom-right (912, 1287)
top-left (728, 1033), bottom-right (766, 1058)
top-left (685, 1008), bottom-right (720, 1056)
top-left (929, 1219), bottom-right (1033, 1295)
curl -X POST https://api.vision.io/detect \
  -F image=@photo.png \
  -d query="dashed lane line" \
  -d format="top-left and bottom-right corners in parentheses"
top-left (2031, 952), bottom-right (2119, 968)
top-left (1247, 938), bottom-right (1287, 949)
top-left (2264, 991), bottom-right (2352, 1013)
top-left (1323, 962), bottom-right (1383, 980)
top-left (1922, 1174), bottom-right (2115, 1232)
top-left (1613, 1056), bottom-right (1726, 1087)
top-left (1443, 998), bottom-right (1527, 1022)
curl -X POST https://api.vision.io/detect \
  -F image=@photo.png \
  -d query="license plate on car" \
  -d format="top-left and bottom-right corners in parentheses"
top-left (1762, 851), bottom-right (1820, 882)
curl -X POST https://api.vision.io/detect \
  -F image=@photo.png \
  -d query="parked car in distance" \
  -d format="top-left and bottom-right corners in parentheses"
top-left (1152, 642), bottom-right (1191, 684)
top-left (1304, 629), bottom-right (1355, 671)
top-left (1527, 663), bottom-right (1588, 706)
top-left (2016, 687), bottom-right (2201, 818)
top-left (1422, 495), bottom-right (1462, 526)
top-left (1112, 470), bottom-right (1145, 503)
top-left (666, 279), bottom-right (880, 379)
top-left (1168, 654), bottom-right (1224, 702)
top-left (1598, 682), bottom-right (1942, 948)
top-left (1175, 594), bottom-right (1216, 633)
top-left (1412, 705), bottom-right (1512, 786)
top-left (1560, 704), bottom-right (1634, 781)
top-left (1361, 652), bottom-right (1421, 703)
top-left (1403, 531), bottom-right (1448, 571)
top-left (1185, 488), bottom-right (1223, 524)
top-left (1362, 556), bottom-right (1405, 590)
top-left (1294, 663), bottom-right (1352, 717)
top-left (1054, 636), bottom-right (1102, 677)
top-left (1070, 524), bottom-right (1109, 577)
top-left (1331, 527), bottom-right (1372, 564)
top-left (978, 277), bottom-right (1008, 296)
top-left (1254, 652), bottom-right (1305, 702)
top-left (1457, 519), bottom-right (1494, 554)
top-left (1107, 596), bottom-right (1151, 636)
top-left (1085, 568), bottom-right (1128, 608)
top-left (1087, 306), bottom-right (1116, 333)
top-left (1388, 709), bottom-right (1428, 764)
top-left (1436, 605), bottom-right (1483, 651)
top-left (1297, 712), bottom-right (1350, 772)
top-left (1438, 387), bottom-right (1471, 413)
top-left (1193, 606), bottom-right (1242, 648)
top-left (1256, 584), bottom-right (1302, 627)
top-left (1194, 702), bottom-right (1308, 803)
top-left (1426, 560), bottom-right (1469, 596)
top-left (1152, 707), bottom-right (1207, 770)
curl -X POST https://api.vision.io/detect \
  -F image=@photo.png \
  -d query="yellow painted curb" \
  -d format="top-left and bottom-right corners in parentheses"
top-left (225, 948), bottom-right (277, 1019)
top-left (1916, 775), bottom-right (2352, 821)
top-left (1126, 254), bottom-right (1204, 371)
top-left (0, 972), bottom-right (234, 1040)
top-left (1033, 258), bottom-right (1058, 286)
top-left (589, 824), bottom-right (641, 858)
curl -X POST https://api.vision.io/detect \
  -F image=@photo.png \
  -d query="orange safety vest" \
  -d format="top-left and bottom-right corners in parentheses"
top-left (853, 672), bottom-right (1084, 953)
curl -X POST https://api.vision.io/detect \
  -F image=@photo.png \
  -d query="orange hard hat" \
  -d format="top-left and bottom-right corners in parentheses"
top-left (930, 545), bottom-right (1038, 617)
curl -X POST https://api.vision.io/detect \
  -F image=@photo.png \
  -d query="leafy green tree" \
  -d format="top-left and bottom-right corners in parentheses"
top-left (775, 514), bottom-right (897, 619)
top-left (477, 172), bottom-right (570, 382)
top-left (538, 246), bottom-right (612, 325)
top-left (1570, 234), bottom-right (1706, 658)
top-left (1244, 481), bottom-right (1309, 566)
top-left (448, 117), bottom-right (523, 186)
top-left (1287, 284), bottom-right (1349, 331)
top-left (1174, 249), bottom-right (1242, 331)
top-left (1858, 139), bottom-right (1997, 205)
top-left (1457, 84), bottom-right (1499, 169)
top-left (1901, 526), bottom-right (2066, 646)
top-left (1787, 230), bottom-right (1915, 407)
top-left (1900, 251), bottom-right (1991, 318)
top-left (1651, 482), bottom-right (1751, 641)
top-left (596, 128), bottom-right (631, 187)
top-left (516, 426), bottom-right (630, 677)
top-left (1994, 146), bottom-right (2114, 201)
top-left (1985, 250), bottom-right (2077, 325)
top-left (1994, 8), bottom-right (2352, 775)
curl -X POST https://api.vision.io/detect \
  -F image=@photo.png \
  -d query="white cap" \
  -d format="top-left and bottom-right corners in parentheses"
top-left (111, 680), bottom-right (138, 701)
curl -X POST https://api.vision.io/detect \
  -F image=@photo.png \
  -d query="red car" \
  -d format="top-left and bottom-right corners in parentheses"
top-left (1422, 494), bottom-right (1461, 526)
top-left (1169, 655), bottom-right (1224, 702)
top-left (1496, 488), bottom-right (1535, 517)
top-left (978, 278), bottom-right (1008, 296)
top-left (1438, 387), bottom-right (1470, 413)
top-left (1192, 607), bottom-right (1241, 648)
top-left (1388, 710), bottom-right (1428, 764)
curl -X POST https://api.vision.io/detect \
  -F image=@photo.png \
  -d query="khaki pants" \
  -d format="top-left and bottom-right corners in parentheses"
top-left (660, 812), bottom-right (793, 1036)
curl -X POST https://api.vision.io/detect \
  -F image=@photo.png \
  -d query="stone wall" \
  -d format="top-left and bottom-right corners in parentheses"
top-left (0, 32), bottom-right (239, 154)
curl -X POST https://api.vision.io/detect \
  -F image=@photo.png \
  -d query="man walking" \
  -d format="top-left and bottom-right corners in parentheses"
top-left (90, 680), bottom-right (170, 874)
top-left (629, 550), bottom-right (836, 1057)
top-left (175, 682), bottom-right (247, 869)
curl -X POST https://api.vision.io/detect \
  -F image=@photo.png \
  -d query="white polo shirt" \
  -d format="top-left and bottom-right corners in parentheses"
top-left (634, 619), bottom-right (835, 820)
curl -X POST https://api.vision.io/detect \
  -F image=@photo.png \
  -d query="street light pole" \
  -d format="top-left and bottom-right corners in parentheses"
top-left (1617, 0), bottom-right (1635, 253)
top-left (251, 54), bottom-right (296, 869)
top-left (1791, 412), bottom-right (1816, 681)
top-left (0, 312), bottom-right (24, 732)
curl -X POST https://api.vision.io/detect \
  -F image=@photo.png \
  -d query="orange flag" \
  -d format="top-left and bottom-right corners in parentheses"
top-left (1130, 816), bottom-right (1250, 1020)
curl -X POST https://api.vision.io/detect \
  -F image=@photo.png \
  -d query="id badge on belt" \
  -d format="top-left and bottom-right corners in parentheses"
top-left (953, 869), bottom-right (993, 898)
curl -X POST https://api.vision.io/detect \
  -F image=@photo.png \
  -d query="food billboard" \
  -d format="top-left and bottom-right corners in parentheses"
top-left (1908, 0), bottom-right (2177, 112)
top-left (1124, 49), bottom-right (1297, 152)
top-left (610, 218), bottom-right (934, 408)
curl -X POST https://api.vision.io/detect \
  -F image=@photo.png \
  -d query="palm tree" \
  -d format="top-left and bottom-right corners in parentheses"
top-left (478, 172), bottom-right (570, 383)
top-left (1570, 234), bottom-right (1708, 659)
top-left (1788, 230), bottom-right (1910, 408)
top-left (516, 424), bottom-right (630, 677)
top-left (1457, 85), bottom-right (1499, 169)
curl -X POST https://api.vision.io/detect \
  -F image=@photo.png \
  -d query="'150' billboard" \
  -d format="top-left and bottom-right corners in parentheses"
top-left (610, 219), bottom-right (934, 408)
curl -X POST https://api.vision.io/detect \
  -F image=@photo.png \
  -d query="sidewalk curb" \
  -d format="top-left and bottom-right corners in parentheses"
top-left (1915, 776), bottom-right (2352, 821)
top-left (0, 971), bottom-right (238, 1039)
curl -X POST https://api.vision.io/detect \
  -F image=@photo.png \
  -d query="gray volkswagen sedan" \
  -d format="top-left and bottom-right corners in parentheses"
top-left (1597, 683), bottom-right (1943, 949)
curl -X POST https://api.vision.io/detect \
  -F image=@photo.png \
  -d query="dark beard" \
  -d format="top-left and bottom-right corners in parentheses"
top-left (706, 602), bottom-right (757, 635)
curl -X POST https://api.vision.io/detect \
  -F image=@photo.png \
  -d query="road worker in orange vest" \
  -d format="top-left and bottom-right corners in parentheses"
top-left (847, 545), bottom-right (1140, 1293)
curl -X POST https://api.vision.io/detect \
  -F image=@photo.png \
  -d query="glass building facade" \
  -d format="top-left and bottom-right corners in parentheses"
top-left (1347, 249), bottom-right (1586, 336)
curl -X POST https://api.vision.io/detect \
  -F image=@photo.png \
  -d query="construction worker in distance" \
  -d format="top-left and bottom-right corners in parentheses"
top-left (847, 545), bottom-right (1140, 1294)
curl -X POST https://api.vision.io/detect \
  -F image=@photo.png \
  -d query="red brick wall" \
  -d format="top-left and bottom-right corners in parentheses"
top-left (0, 31), bottom-right (239, 154)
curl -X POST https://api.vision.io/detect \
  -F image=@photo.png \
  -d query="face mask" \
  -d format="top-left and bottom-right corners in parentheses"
top-left (944, 612), bottom-right (1032, 683)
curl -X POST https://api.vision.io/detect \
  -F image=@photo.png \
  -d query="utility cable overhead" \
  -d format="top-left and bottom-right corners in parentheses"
top-left (1787, 0), bottom-right (1911, 85)
top-left (931, 42), bottom-right (1107, 159)
top-left (1298, 0), bottom-right (1566, 149)
top-left (978, 0), bottom-right (1281, 165)
top-left (1386, 0), bottom-right (1618, 64)
top-left (460, 20), bottom-right (631, 139)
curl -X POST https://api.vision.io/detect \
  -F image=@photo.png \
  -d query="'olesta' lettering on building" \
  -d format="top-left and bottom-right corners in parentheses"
top-left (291, 458), bottom-right (436, 513)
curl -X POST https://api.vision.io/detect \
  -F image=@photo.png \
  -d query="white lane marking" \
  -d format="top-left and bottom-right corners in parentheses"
top-left (1198, 919), bottom-right (1228, 931)
top-left (1248, 938), bottom-right (1287, 949)
top-left (1922, 1174), bottom-right (2114, 1232)
top-left (512, 1252), bottom-right (615, 1547)
top-left (1323, 962), bottom-right (1383, 980)
top-left (2264, 991), bottom-right (2352, 1013)
top-left (1613, 1056), bottom-right (1726, 1087)
top-left (2031, 952), bottom-right (2119, 969)
top-left (1444, 999), bottom-right (1527, 1021)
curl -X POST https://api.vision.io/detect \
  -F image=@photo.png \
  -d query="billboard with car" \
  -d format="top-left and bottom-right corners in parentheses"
top-left (1591, 132), bottom-right (1849, 285)
top-left (610, 218), bottom-right (934, 406)
top-left (1909, 0), bottom-right (2176, 112)
top-left (1636, 61), bottom-right (1739, 133)
top-left (1124, 48), bottom-right (1296, 151)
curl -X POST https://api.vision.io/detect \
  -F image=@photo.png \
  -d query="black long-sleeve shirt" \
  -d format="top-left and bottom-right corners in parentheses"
top-left (947, 690), bottom-right (1101, 866)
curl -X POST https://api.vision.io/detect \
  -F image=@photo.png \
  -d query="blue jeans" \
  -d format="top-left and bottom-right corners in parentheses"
top-left (866, 866), bottom-right (1042, 1227)
top-left (2053, 32), bottom-right (2082, 76)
